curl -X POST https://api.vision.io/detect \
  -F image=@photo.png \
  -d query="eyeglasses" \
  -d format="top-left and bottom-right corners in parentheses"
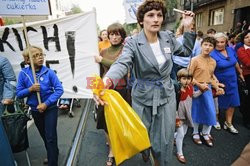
top-left (32, 53), bottom-right (46, 59)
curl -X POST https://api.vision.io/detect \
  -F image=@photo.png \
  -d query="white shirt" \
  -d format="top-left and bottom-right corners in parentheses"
top-left (244, 44), bottom-right (250, 50)
top-left (150, 40), bottom-right (166, 68)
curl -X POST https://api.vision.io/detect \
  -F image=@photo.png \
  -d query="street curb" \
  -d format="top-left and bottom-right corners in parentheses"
top-left (65, 99), bottom-right (92, 166)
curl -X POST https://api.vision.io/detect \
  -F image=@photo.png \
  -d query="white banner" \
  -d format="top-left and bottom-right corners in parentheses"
top-left (0, 11), bottom-right (100, 98)
top-left (123, 0), bottom-right (144, 24)
top-left (0, 0), bottom-right (50, 15)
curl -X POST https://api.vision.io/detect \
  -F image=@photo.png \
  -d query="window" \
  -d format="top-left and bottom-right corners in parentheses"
top-left (196, 13), bottom-right (202, 28)
top-left (210, 8), bottom-right (224, 25)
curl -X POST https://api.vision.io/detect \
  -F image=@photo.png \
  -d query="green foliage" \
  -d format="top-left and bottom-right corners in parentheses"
top-left (166, 0), bottom-right (177, 10)
top-left (71, 5), bottom-right (83, 14)
top-left (123, 23), bottom-right (138, 36)
top-left (3, 18), bottom-right (19, 25)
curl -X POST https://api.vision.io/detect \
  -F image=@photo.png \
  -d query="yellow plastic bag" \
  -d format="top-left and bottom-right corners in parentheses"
top-left (91, 75), bottom-right (151, 165)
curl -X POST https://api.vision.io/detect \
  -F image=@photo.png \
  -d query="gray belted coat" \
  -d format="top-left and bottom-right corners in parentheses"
top-left (105, 29), bottom-right (195, 165)
top-left (106, 30), bottom-right (195, 113)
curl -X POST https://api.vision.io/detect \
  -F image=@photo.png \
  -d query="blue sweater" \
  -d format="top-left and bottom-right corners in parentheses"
top-left (16, 66), bottom-right (63, 111)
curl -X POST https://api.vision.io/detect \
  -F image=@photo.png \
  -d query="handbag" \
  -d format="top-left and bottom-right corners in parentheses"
top-left (238, 77), bottom-right (248, 97)
top-left (1, 100), bottom-right (31, 153)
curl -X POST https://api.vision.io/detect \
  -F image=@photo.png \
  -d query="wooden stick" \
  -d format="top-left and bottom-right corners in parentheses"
top-left (22, 16), bottom-right (42, 104)
top-left (173, 8), bottom-right (185, 14)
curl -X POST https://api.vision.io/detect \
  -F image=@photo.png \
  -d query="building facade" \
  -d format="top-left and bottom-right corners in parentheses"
top-left (165, 0), bottom-right (250, 34)
top-left (187, 0), bottom-right (250, 34)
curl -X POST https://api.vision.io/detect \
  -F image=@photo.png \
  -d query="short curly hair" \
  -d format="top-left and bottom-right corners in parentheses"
top-left (136, 0), bottom-right (166, 28)
top-left (201, 36), bottom-right (217, 48)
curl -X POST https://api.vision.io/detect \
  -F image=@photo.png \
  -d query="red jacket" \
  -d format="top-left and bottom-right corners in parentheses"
top-left (237, 46), bottom-right (250, 76)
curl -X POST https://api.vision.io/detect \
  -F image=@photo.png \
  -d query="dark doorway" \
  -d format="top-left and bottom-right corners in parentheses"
top-left (233, 6), bottom-right (250, 31)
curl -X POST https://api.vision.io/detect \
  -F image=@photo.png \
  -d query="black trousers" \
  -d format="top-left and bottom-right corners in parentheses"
top-left (240, 75), bottom-right (250, 124)
top-left (31, 105), bottom-right (59, 166)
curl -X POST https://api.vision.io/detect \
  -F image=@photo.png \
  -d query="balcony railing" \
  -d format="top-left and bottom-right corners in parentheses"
top-left (184, 0), bottom-right (226, 10)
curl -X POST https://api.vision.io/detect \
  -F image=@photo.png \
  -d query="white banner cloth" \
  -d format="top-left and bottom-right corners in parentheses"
top-left (0, 11), bottom-right (99, 98)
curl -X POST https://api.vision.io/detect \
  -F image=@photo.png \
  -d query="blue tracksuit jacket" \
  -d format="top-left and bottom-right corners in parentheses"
top-left (16, 66), bottom-right (63, 111)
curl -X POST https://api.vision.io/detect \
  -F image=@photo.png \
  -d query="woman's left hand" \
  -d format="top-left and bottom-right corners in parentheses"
top-left (37, 103), bottom-right (47, 113)
top-left (182, 10), bottom-right (195, 32)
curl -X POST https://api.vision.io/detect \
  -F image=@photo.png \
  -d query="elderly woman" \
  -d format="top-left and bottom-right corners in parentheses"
top-left (0, 55), bottom-right (16, 166)
top-left (237, 30), bottom-right (250, 129)
top-left (94, 0), bottom-right (196, 165)
top-left (210, 32), bottom-right (243, 134)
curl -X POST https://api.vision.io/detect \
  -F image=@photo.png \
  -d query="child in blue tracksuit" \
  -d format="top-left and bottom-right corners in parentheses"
top-left (16, 46), bottom-right (63, 166)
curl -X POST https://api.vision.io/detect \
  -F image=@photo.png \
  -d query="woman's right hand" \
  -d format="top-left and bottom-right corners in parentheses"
top-left (182, 10), bottom-right (195, 32)
top-left (93, 77), bottom-right (113, 106)
top-left (95, 55), bottom-right (103, 63)
top-left (29, 83), bottom-right (40, 92)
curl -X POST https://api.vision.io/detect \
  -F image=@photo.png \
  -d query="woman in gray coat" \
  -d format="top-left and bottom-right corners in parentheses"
top-left (0, 55), bottom-right (16, 166)
top-left (94, 0), bottom-right (195, 165)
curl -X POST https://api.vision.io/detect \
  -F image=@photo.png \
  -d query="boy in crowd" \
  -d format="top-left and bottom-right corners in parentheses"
top-left (16, 46), bottom-right (63, 166)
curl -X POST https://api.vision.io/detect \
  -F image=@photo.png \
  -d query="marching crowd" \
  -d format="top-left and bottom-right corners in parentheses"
top-left (0, 0), bottom-right (250, 166)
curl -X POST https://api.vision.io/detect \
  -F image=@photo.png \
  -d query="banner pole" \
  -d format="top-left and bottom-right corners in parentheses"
top-left (22, 15), bottom-right (42, 104)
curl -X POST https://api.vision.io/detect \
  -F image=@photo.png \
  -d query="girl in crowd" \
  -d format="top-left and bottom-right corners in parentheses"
top-left (98, 29), bottom-right (111, 52)
top-left (237, 30), bottom-right (250, 129)
top-left (94, 0), bottom-right (196, 165)
top-left (210, 33), bottom-right (243, 134)
top-left (95, 23), bottom-right (128, 166)
top-left (188, 37), bottom-right (224, 147)
top-left (175, 68), bottom-right (201, 164)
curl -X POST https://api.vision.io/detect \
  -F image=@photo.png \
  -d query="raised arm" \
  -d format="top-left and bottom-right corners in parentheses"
top-left (171, 11), bottom-right (196, 57)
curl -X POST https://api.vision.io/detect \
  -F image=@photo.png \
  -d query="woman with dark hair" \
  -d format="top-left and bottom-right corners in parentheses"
top-left (94, 0), bottom-right (195, 165)
top-left (237, 30), bottom-right (250, 129)
top-left (95, 23), bottom-right (128, 166)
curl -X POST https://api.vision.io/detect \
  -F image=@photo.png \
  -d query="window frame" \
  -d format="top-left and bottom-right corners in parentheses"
top-left (209, 7), bottom-right (224, 26)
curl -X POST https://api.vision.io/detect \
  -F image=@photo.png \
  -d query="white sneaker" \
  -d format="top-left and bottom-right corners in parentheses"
top-left (213, 121), bottom-right (221, 130)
